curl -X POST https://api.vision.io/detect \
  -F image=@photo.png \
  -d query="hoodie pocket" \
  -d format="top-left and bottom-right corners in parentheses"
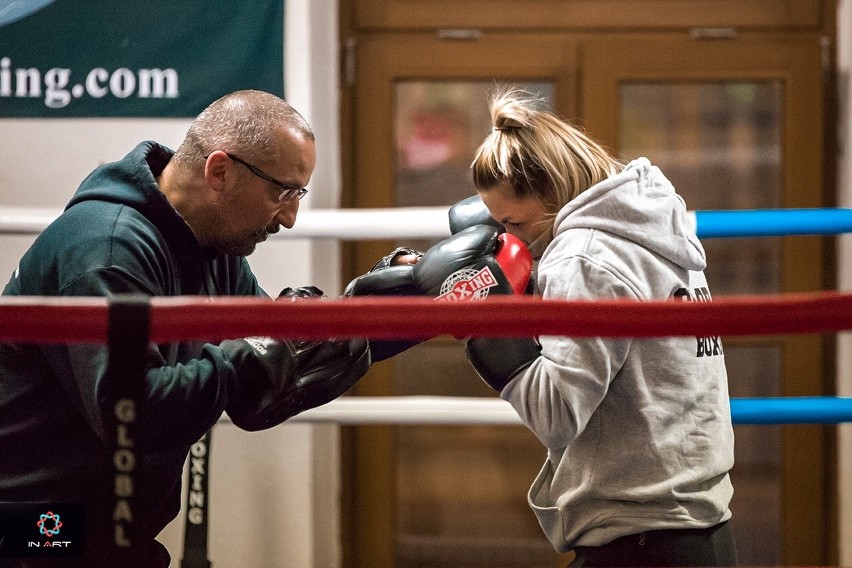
top-left (528, 458), bottom-right (566, 550)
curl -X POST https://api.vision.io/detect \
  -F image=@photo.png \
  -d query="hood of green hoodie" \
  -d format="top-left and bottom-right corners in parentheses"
top-left (66, 141), bottom-right (214, 257)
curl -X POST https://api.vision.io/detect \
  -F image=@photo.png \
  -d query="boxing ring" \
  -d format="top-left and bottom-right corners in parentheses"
top-left (2, 291), bottom-right (852, 427)
top-left (3, 204), bottom-right (852, 430)
top-left (1, 205), bottom-right (852, 564)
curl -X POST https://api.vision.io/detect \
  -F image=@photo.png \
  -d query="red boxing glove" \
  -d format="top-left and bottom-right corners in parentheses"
top-left (432, 231), bottom-right (531, 303)
top-left (344, 225), bottom-right (532, 361)
top-left (494, 232), bottom-right (532, 296)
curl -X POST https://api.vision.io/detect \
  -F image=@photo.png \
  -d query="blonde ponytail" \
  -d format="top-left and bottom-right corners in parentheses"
top-left (471, 87), bottom-right (621, 214)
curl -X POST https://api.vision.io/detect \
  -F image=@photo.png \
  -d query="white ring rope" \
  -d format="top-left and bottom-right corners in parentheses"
top-left (0, 206), bottom-right (455, 239)
top-left (225, 396), bottom-right (524, 426)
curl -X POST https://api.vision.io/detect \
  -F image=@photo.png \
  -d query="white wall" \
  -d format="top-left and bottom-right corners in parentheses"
top-left (0, 119), bottom-right (191, 280)
top-left (837, 0), bottom-right (852, 564)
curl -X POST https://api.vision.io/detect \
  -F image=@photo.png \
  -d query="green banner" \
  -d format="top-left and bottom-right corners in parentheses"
top-left (0, 0), bottom-right (284, 117)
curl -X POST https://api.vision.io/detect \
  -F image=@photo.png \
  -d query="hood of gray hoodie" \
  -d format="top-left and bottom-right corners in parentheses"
top-left (551, 157), bottom-right (706, 272)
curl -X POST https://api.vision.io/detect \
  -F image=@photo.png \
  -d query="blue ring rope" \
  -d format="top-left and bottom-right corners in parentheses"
top-left (731, 397), bottom-right (852, 424)
top-left (695, 209), bottom-right (852, 238)
top-left (696, 211), bottom-right (852, 423)
top-left (693, 211), bottom-right (851, 421)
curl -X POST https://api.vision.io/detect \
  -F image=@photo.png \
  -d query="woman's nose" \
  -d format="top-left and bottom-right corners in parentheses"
top-left (502, 225), bottom-right (524, 243)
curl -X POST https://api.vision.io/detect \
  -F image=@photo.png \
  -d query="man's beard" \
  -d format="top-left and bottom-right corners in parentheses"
top-left (214, 226), bottom-right (275, 257)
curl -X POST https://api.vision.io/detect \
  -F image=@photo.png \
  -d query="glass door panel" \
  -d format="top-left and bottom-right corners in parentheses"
top-left (348, 26), bottom-right (829, 568)
top-left (620, 80), bottom-right (784, 567)
top-left (620, 82), bottom-right (783, 295)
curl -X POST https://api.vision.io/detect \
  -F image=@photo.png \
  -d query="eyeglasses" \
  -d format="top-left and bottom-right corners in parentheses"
top-left (205, 152), bottom-right (308, 202)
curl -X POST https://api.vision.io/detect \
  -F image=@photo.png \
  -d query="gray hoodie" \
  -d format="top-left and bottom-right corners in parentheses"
top-left (502, 158), bottom-right (734, 551)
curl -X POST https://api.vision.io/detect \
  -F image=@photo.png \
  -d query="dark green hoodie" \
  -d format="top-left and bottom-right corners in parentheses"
top-left (0, 141), bottom-right (265, 564)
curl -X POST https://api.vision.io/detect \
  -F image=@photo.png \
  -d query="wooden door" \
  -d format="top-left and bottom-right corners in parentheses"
top-left (342, 21), bottom-right (834, 568)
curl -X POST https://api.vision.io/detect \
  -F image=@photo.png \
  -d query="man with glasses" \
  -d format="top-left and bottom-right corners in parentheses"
top-left (0, 90), bottom-right (369, 566)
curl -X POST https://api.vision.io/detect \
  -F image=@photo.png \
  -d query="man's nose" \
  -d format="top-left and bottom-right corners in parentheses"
top-left (275, 199), bottom-right (300, 229)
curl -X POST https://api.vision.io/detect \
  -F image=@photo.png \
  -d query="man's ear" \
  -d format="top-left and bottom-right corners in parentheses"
top-left (203, 151), bottom-right (231, 193)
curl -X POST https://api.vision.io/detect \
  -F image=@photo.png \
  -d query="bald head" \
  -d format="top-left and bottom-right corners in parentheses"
top-left (172, 90), bottom-right (314, 170)
top-left (157, 91), bottom-right (316, 256)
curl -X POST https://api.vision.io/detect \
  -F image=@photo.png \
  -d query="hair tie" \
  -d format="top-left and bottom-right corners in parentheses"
top-left (493, 117), bottom-right (524, 132)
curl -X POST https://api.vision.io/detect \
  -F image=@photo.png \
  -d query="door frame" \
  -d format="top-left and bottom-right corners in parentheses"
top-left (341, 26), bottom-right (835, 568)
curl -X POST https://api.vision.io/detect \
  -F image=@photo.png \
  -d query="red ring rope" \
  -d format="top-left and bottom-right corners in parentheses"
top-left (1, 291), bottom-right (851, 344)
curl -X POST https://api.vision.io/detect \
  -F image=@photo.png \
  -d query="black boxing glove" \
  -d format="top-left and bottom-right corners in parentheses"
top-left (368, 247), bottom-right (423, 271)
top-left (450, 195), bottom-right (539, 295)
top-left (278, 285), bottom-right (324, 300)
top-left (447, 201), bottom-right (541, 390)
top-left (465, 336), bottom-right (541, 392)
top-left (221, 285), bottom-right (370, 431)
top-left (448, 195), bottom-right (504, 235)
top-left (345, 225), bottom-right (532, 362)
top-left (221, 336), bottom-right (370, 431)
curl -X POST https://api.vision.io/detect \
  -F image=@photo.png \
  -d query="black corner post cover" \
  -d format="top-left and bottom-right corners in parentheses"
top-left (104, 294), bottom-right (151, 556)
top-left (180, 429), bottom-right (213, 568)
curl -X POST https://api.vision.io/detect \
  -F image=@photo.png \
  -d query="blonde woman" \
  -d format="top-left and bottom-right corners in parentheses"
top-left (464, 88), bottom-right (737, 567)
